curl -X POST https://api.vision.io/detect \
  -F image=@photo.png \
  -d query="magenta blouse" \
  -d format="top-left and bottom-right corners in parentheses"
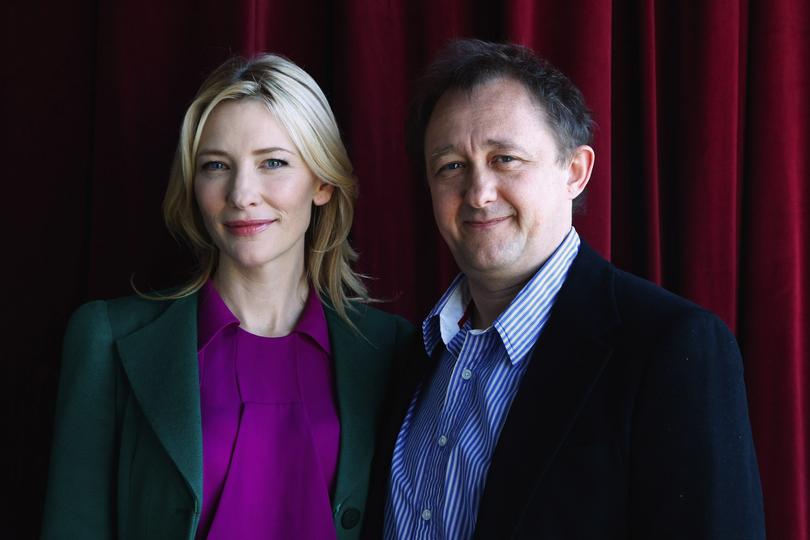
top-left (195, 281), bottom-right (340, 539)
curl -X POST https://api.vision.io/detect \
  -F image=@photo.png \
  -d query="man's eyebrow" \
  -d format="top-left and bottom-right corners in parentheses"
top-left (429, 144), bottom-right (455, 159)
top-left (486, 139), bottom-right (530, 154)
top-left (427, 140), bottom-right (531, 160)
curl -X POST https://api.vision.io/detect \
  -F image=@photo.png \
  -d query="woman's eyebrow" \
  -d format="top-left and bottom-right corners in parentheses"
top-left (196, 146), bottom-right (296, 157)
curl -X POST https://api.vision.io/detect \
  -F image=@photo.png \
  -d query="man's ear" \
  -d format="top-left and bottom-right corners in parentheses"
top-left (566, 145), bottom-right (595, 200)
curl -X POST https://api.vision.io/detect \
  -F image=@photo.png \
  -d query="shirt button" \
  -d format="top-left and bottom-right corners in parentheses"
top-left (461, 368), bottom-right (473, 380)
top-left (437, 435), bottom-right (448, 447)
top-left (421, 509), bottom-right (432, 521)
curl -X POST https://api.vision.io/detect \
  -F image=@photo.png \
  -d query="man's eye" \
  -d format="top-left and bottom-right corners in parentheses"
top-left (494, 155), bottom-right (516, 164)
top-left (201, 161), bottom-right (227, 171)
top-left (438, 162), bottom-right (464, 173)
top-left (263, 158), bottom-right (288, 169)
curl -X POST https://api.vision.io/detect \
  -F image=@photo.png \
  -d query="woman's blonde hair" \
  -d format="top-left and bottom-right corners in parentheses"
top-left (160, 53), bottom-right (368, 324)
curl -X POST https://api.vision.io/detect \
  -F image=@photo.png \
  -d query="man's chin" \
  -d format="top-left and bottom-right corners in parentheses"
top-left (457, 251), bottom-right (517, 277)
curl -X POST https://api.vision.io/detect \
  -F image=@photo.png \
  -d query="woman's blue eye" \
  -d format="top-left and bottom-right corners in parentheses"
top-left (202, 161), bottom-right (227, 171)
top-left (264, 158), bottom-right (288, 168)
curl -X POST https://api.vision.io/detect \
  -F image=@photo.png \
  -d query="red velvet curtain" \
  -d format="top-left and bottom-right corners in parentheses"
top-left (6, 0), bottom-right (808, 538)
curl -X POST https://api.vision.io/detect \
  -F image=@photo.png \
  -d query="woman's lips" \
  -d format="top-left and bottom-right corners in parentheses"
top-left (224, 219), bottom-right (276, 236)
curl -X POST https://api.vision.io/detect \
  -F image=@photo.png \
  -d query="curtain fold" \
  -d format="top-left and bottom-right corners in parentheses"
top-left (743, 0), bottom-right (809, 538)
top-left (7, 0), bottom-right (808, 538)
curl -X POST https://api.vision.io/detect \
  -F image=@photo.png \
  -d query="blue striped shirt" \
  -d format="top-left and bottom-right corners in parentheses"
top-left (384, 228), bottom-right (581, 540)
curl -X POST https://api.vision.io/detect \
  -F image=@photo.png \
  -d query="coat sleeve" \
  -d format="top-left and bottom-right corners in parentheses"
top-left (628, 309), bottom-right (766, 539)
top-left (41, 301), bottom-right (118, 540)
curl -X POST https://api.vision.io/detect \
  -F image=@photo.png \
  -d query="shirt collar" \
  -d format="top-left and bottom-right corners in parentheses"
top-left (197, 280), bottom-right (239, 352)
top-left (295, 287), bottom-right (331, 354)
top-left (197, 280), bottom-right (331, 354)
top-left (422, 227), bottom-right (581, 364)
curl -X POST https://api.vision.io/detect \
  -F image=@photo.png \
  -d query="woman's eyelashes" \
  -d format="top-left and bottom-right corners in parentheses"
top-left (262, 158), bottom-right (288, 169)
top-left (201, 160), bottom-right (228, 171)
top-left (199, 157), bottom-right (289, 172)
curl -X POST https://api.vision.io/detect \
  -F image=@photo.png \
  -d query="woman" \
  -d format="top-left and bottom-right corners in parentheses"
top-left (42, 54), bottom-right (414, 540)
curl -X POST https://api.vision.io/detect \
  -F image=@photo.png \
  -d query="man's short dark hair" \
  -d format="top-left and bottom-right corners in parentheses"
top-left (406, 39), bottom-right (594, 210)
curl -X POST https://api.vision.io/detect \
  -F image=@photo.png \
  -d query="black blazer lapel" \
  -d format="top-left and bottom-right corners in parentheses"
top-left (115, 295), bottom-right (203, 508)
top-left (361, 322), bottom-right (435, 538)
top-left (381, 336), bottom-right (439, 464)
top-left (474, 244), bottom-right (621, 538)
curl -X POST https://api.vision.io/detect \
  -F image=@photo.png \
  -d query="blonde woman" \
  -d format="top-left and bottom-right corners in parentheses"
top-left (42, 54), bottom-right (415, 540)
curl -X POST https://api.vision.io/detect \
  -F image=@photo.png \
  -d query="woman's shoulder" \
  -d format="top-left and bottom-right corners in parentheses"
top-left (67, 291), bottom-right (196, 342)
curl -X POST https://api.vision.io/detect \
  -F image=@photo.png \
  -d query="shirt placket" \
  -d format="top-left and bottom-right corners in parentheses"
top-left (414, 419), bottom-right (443, 539)
top-left (440, 331), bottom-right (485, 536)
top-left (414, 328), bottom-right (474, 537)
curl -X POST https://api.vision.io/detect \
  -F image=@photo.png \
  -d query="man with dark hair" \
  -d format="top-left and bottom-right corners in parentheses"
top-left (362, 39), bottom-right (765, 539)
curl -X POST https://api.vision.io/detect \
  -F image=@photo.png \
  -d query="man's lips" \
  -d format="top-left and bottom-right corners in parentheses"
top-left (224, 219), bottom-right (276, 236)
top-left (463, 216), bottom-right (510, 229)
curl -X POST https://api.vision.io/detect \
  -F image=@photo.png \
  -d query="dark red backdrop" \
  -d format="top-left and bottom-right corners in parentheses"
top-left (4, 0), bottom-right (808, 538)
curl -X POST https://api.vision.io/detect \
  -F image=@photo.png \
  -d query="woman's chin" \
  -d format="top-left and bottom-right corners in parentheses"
top-left (218, 250), bottom-right (301, 276)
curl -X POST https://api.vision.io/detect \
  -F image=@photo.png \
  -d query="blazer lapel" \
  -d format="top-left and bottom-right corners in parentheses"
top-left (327, 307), bottom-right (394, 508)
top-left (378, 331), bottom-right (437, 475)
top-left (116, 295), bottom-right (203, 508)
top-left (474, 244), bottom-right (620, 538)
top-left (361, 317), bottom-right (433, 538)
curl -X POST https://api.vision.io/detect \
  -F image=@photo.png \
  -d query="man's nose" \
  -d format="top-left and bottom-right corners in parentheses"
top-left (227, 166), bottom-right (262, 209)
top-left (464, 164), bottom-right (498, 208)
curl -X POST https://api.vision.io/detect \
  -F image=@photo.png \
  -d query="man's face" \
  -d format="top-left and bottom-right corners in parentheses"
top-left (424, 77), bottom-right (591, 284)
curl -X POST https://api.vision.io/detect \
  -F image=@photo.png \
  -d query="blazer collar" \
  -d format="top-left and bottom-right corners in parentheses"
top-left (474, 242), bottom-right (621, 538)
top-left (115, 294), bottom-right (203, 508)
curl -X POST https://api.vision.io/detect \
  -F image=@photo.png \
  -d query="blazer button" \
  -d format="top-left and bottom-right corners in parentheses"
top-left (341, 507), bottom-right (361, 529)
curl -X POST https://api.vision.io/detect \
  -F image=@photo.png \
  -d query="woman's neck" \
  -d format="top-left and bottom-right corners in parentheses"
top-left (212, 258), bottom-right (309, 337)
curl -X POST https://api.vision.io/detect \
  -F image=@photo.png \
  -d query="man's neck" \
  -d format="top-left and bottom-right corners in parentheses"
top-left (466, 270), bottom-right (534, 329)
top-left (463, 228), bottom-right (575, 329)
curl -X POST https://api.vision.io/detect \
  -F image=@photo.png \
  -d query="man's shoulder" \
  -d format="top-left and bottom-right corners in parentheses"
top-left (606, 263), bottom-right (735, 349)
top-left (572, 243), bottom-right (733, 342)
top-left (612, 266), bottom-right (703, 316)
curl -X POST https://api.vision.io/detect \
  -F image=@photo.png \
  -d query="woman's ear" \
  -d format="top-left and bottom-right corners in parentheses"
top-left (313, 181), bottom-right (335, 206)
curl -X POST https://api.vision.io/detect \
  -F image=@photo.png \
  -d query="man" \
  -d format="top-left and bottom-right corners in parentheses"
top-left (361, 40), bottom-right (765, 539)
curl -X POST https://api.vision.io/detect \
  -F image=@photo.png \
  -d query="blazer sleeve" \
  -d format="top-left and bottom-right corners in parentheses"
top-left (628, 309), bottom-right (765, 539)
top-left (42, 301), bottom-right (118, 540)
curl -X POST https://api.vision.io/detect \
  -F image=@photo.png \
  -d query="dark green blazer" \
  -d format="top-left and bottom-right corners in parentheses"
top-left (42, 292), bottom-right (415, 540)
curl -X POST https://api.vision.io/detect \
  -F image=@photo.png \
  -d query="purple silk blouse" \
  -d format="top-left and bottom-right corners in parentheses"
top-left (195, 281), bottom-right (339, 539)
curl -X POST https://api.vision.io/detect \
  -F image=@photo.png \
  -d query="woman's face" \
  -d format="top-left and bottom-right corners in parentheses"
top-left (194, 99), bottom-right (333, 276)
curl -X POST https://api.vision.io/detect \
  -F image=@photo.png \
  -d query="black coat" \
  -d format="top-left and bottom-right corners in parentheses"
top-left (363, 243), bottom-right (765, 539)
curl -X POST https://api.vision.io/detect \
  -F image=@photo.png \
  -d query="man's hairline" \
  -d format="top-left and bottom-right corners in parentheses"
top-left (422, 75), bottom-right (572, 168)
